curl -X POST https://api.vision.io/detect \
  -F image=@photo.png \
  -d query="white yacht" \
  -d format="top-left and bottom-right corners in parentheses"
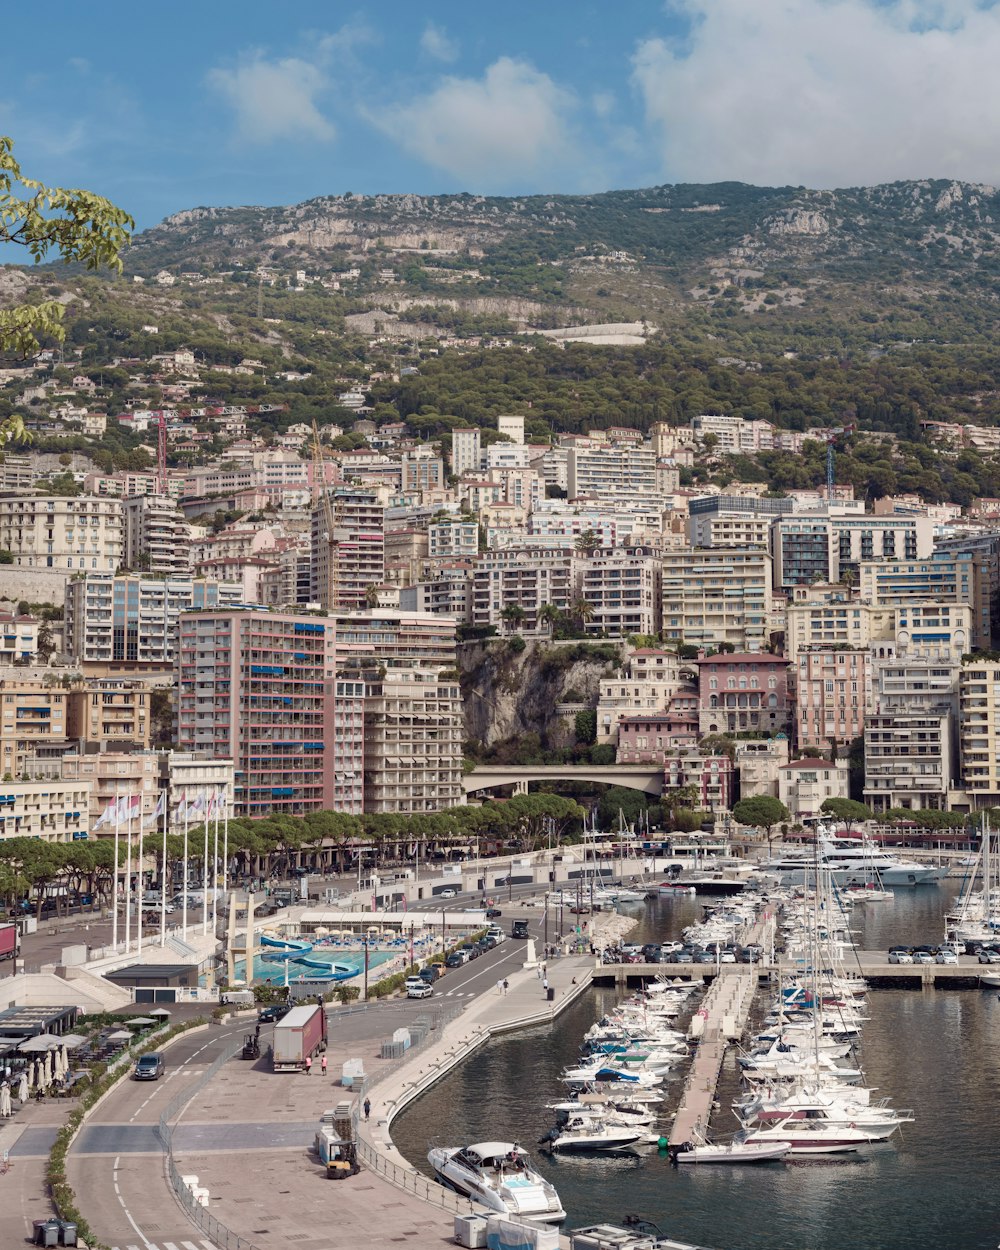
top-left (427, 1142), bottom-right (565, 1223)
top-left (545, 1113), bottom-right (646, 1153)
top-left (758, 836), bottom-right (945, 887)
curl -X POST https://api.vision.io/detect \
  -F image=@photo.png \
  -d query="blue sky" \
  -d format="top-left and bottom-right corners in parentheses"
top-left (5, 1), bottom-right (1000, 232)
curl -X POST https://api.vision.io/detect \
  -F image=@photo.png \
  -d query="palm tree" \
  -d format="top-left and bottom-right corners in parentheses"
top-left (571, 597), bottom-right (595, 634)
top-left (538, 603), bottom-right (562, 635)
top-left (500, 604), bottom-right (526, 635)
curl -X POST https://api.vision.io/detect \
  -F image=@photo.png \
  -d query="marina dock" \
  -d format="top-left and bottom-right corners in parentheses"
top-left (668, 966), bottom-right (757, 1146)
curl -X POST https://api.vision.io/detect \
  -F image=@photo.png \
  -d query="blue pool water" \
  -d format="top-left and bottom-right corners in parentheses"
top-left (236, 947), bottom-right (395, 984)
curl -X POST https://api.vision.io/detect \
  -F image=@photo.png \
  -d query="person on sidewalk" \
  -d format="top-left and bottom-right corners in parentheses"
top-left (497, 978), bottom-right (504, 995)
top-left (321, 1054), bottom-right (328, 1076)
top-left (364, 1097), bottom-right (371, 1121)
top-left (542, 976), bottom-right (549, 994)
top-left (503, 978), bottom-right (509, 995)
top-left (305, 1055), bottom-right (312, 1075)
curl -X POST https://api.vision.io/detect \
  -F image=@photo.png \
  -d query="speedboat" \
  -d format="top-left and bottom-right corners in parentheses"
top-left (427, 1142), bottom-right (565, 1222)
top-left (671, 1139), bottom-right (790, 1165)
top-left (736, 1118), bottom-right (870, 1155)
top-left (544, 1114), bottom-right (646, 1153)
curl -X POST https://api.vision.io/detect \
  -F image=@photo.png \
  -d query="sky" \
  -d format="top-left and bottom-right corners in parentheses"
top-left (5, 0), bottom-right (1000, 232)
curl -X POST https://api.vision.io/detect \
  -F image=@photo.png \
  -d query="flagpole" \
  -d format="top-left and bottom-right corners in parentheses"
top-left (124, 795), bottom-right (133, 955)
top-left (160, 787), bottom-right (168, 948)
top-left (137, 792), bottom-right (145, 956)
top-left (182, 790), bottom-right (189, 942)
top-left (202, 791), bottom-right (209, 935)
top-left (222, 782), bottom-right (229, 900)
top-left (112, 783), bottom-right (119, 952)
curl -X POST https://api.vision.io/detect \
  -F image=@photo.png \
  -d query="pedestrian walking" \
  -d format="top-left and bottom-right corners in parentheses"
top-left (321, 1054), bottom-right (328, 1075)
top-left (503, 978), bottom-right (509, 995)
top-left (542, 976), bottom-right (549, 994)
top-left (364, 1097), bottom-right (371, 1121)
top-left (496, 978), bottom-right (504, 996)
top-left (536, 965), bottom-right (543, 980)
top-left (305, 1054), bottom-right (312, 1075)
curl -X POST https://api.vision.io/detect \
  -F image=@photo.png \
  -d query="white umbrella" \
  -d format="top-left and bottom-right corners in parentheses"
top-left (148, 1008), bottom-right (171, 1018)
top-left (38, 1061), bottom-right (49, 1092)
top-left (126, 1017), bottom-right (156, 1027)
top-left (17, 1073), bottom-right (28, 1102)
top-left (0, 1084), bottom-right (11, 1117)
top-left (59, 1034), bottom-right (87, 1050)
top-left (18, 1034), bottom-right (62, 1053)
top-left (52, 1049), bottom-right (64, 1082)
top-left (106, 1030), bottom-right (133, 1043)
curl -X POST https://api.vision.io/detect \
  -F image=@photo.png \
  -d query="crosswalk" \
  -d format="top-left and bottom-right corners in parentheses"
top-left (109, 1240), bottom-right (217, 1250)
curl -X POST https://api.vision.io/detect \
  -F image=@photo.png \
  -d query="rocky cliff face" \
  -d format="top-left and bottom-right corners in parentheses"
top-left (459, 639), bottom-right (617, 751)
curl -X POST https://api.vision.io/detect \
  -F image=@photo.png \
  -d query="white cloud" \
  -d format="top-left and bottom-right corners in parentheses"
top-left (208, 53), bottom-right (334, 145)
top-left (371, 57), bottom-right (576, 188)
top-left (632, 0), bottom-right (1000, 187)
top-left (420, 23), bottom-right (458, 63)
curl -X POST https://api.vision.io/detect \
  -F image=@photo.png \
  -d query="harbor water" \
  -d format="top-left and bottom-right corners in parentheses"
top-left (392, 886), bottom-right (1000, 1250)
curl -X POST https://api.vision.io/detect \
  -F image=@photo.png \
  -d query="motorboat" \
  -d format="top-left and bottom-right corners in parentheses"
top-left (561, 1060), bottom-right (664, 1088)
top-left (544, 1113), bottom-right (646, 1153)
top-left (757, 836), bottom-right (945, 888)
top-left (427, 1142), bottom-right (565, 1222)
top-left (736, 1118), bottom-right (870, 1155)
top-left (671, 1138), bottom-right (790, 1164)
top-left (979, 972), bottom-right (1000, 989)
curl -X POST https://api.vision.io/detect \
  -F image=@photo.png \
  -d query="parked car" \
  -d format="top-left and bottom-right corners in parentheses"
top-left (419, 965), bottom-right (443, 983)
top-left (407, 981), bottom-right (433, 999)
top-left (888, 950), bottom-right (914, 964)
top-left (719, 949), bottom-right (737, 964)
top-left (935, 949), bottom-right (959, 965)
top-left (673, 951), bottom-right (694, 964)
top-left (134, 1053), bottom-right (165, 1080)
top-left (978, 949), bottom-right (1000, 964)
top-left (439, 888), bottom-right (457, 899)
top-left (258, 1003), bottom-right (292, 1024)
top-left (912, 951), bottom-right (934, 964)
top-left (695, 952), bottom-right (716, 964)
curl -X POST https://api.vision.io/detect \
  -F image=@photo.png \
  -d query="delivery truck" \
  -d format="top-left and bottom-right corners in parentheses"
top-left (271, 1003), bottom-right (327, 1072)
top-left (0, 922), bottom-right (18, 962)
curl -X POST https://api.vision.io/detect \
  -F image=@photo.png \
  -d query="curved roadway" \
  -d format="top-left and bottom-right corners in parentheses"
top-left (67, 884), bottom-right (563, 1250)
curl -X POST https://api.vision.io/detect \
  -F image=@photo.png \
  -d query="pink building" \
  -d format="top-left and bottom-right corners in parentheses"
top-left (176, 611), bottom-right (363, 818)
top-left (664, 752), bottom-right (735, 813)
top-left (695, 652), bottom-right (791, 736)
top-left (794, 648), bottom-right (871, 748)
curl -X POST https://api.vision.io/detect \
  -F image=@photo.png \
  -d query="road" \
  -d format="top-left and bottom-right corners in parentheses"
top-left (64, 883), bottom-right (556, 1250)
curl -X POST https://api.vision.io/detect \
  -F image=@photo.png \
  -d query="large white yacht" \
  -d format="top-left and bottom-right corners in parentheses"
top-left (427, 1142), bottom-right (565, 1223)
top-left (757, 835), bottom-right (946, 887)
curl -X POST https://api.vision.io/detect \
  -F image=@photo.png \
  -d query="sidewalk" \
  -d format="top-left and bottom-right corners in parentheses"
top-left (0, 1094), bottom-right (75, 1246)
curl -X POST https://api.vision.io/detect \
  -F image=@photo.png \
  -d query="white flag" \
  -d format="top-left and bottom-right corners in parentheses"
top-left (142, 792), bottom-right (166, 830)
top-left (93, 797), bottom-right (119, 830)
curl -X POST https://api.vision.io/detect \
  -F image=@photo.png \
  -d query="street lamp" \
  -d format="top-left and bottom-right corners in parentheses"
top-left (543, 891), bottom-right (549, 957)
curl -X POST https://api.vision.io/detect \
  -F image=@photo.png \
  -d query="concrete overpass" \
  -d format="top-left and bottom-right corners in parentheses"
top-left (463, 763), bottom-right (663, 797)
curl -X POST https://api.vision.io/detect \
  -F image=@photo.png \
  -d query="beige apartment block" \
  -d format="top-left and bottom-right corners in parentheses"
top-left (661, 547), bottom-right (773, 651)
top-left (0, 495), bottom-right (124, 573)
top-left (0, 778), bottom-right (93, 843)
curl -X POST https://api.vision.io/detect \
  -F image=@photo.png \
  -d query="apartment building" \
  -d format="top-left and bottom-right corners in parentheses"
top-left (596, 650), bottom-right (691, 746)
top-left (360, 668), bottom-right (464, 814)
top-left (661, 548), bottom-right (773, 651)
top-left (175, 611), bottom-right (340, 818)
top-left (688, 494), bottom-right (793, 549)
top-left (123, 494), bottom-right (191, 575)
top-left (57, 750), bottom-right (160, 829)
top-left (399, 567), bottom-right (473, 623)
top-left (330, 679), bottom-right (365, 815)
top-left (695, 652), bottom-right (790, 736)
top-left (794, 649), bottom-right (871, 748)
top-left (734, 738), bottom-right (790, 801)
top-left (770, 513), bottom-right (933, 588)
top-left (400, 453), bottom-right (445, 493)
top-left (662, 751), bottom-right (735, 812)
top-left (566, 442), bottom-right (657, 500)
top-left (0, 779), bottom-right (92, 843)
top-left (691, 414), bottom-right (777, 453)
top-left (863, 658), bottom-right (959, 812)
top-left (65, 679), bottom-right (151, 752)
top-left (0, 495), bottom-right (124, 573)
top-left (0, 680), bottom-right (69, 777)
top-left (957, 661), bottom-right (1000, 807)
top-left (785, 594), bottom-right (890, 663)
top-left (0, 613), bottom-right (38, 664)
top-left (497, 414), bottom-right (525, 444)
top-left (333, 609), bottom-right (459, 673)
top-left (310, 489), bottom-right (385, 611)
top-left (451, 428), bottom-right (482, 477)
top-left (428, 521), bottom-right (479, 561)
top-left (778, 759), bottom-right (850, 819)
top-left (471, 547), bottom-right (575, 632)
top-left (859, 550), bottom-right (990, 648)
top-left (65, 574), bottom-right (244, 668)
top-left (576, 546), bottom-right (662, 637)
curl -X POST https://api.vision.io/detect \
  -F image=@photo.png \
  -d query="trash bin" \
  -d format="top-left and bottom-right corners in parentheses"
top-left (546, 986), bottom-right (555, 1002)
top-left (34, 1219), bottom-right (60, 1247)
top-left (58, 1220), bottom-right (78, 1246)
